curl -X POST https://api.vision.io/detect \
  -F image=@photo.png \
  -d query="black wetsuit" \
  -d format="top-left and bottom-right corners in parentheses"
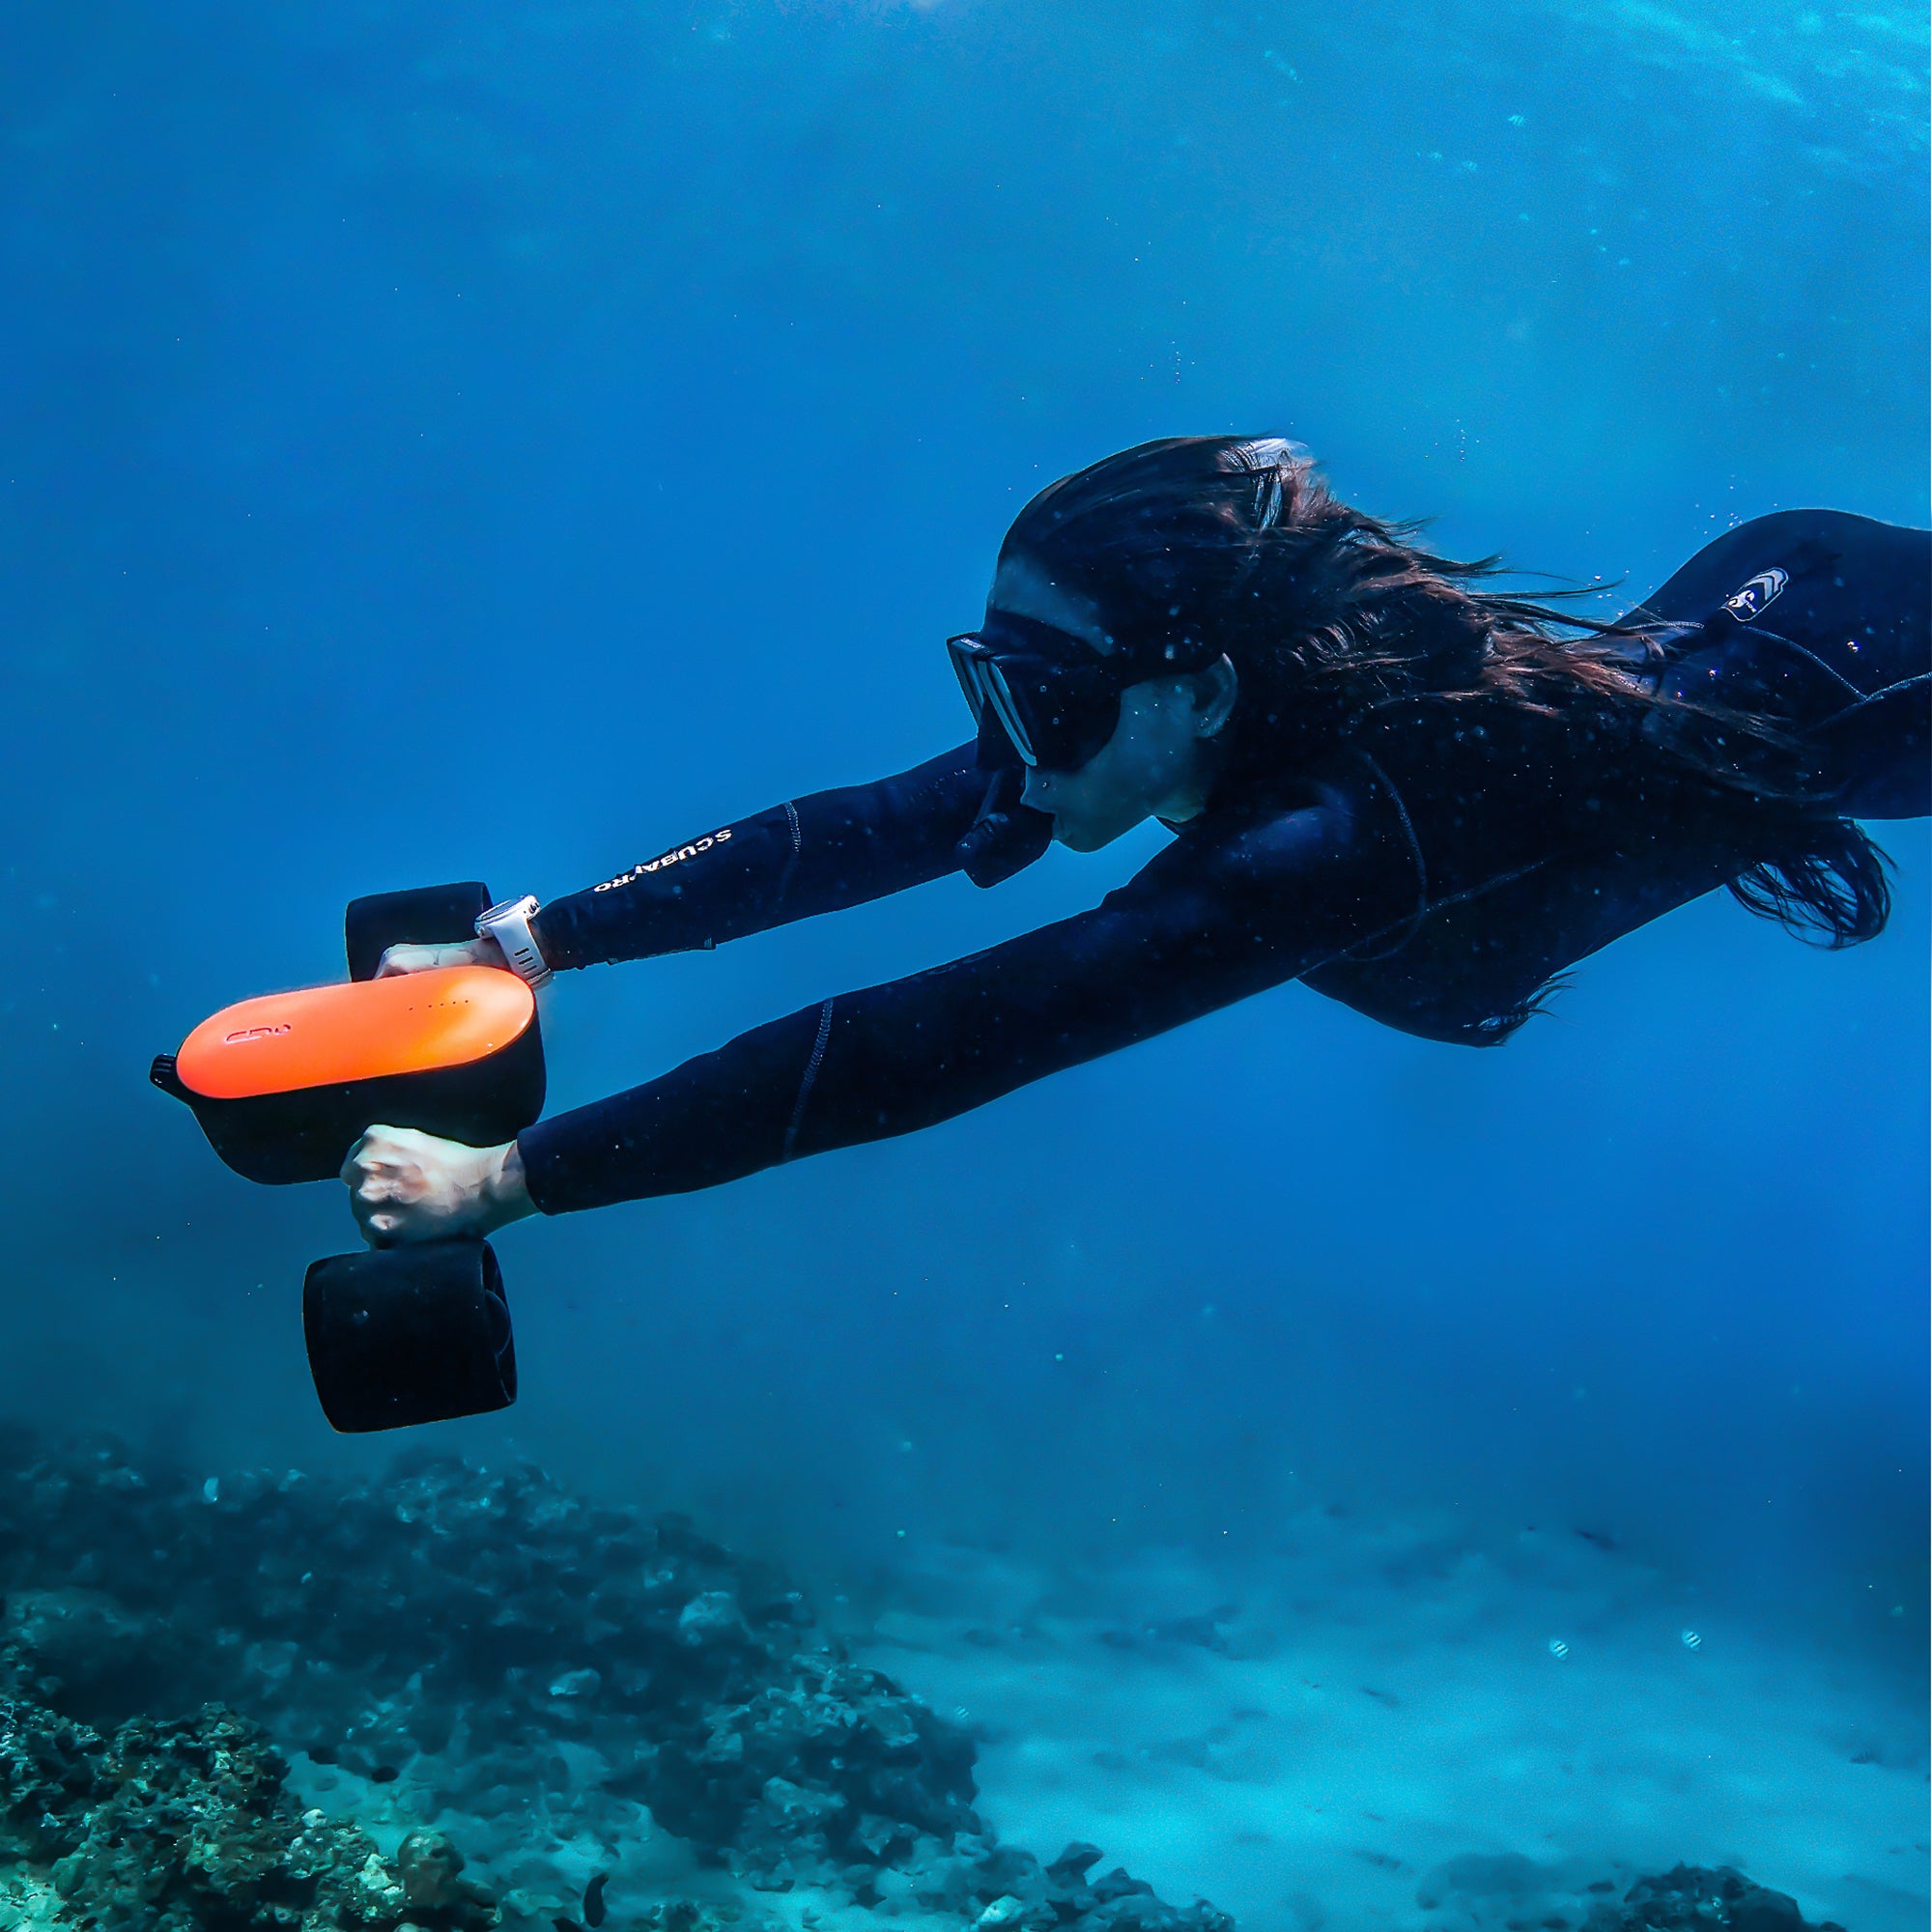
top-left (517, 511), bottom-right (1929, 1214)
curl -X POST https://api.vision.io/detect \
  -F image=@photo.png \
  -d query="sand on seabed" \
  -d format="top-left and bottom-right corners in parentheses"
top-left (848, 1508), bottom-right (1927, 1932)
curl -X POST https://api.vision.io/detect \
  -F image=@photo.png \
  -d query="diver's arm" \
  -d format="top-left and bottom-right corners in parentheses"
top-left (515, 787), bottom-right (1413, 1211)
top-left (528, 743), bottom-right (992, 972)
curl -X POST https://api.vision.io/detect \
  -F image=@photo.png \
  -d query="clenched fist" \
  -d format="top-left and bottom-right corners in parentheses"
top-left (340, 1124), bottom-right (534, 1247)
top-left (375, 935), bottom-right (507, 977)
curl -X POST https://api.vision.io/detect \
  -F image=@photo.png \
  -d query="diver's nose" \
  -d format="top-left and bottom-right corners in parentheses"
top-left (1021, 769), bottom-right (1052, 811)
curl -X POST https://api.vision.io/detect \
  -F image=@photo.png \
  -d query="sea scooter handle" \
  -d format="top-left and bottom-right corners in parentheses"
top-left (151, 882), bottom-right (543, 1434)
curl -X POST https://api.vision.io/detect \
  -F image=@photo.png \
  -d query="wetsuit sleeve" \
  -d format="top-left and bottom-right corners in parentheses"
top-left (530, 744), bottom-right (987, 971)
top-left (516, 785), bottom-right (1415, 1212)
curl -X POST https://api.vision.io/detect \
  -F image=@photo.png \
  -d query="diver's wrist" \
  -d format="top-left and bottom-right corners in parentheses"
top-left (475, 895), bottom-right (552, 988)
top-left (483, 1142), bottom-right (536, 1231)
top-left (526, 909), bottom-right (562, 974)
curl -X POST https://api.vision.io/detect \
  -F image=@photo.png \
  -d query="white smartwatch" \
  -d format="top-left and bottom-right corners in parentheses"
top-left (475, 895), bottom-right (553, 990)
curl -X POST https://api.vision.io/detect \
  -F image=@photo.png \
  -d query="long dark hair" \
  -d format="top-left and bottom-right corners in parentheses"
top-left (1003, 436), bottom-right (1889, 947)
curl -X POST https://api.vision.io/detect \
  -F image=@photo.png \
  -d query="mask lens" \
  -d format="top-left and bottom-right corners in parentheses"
top-left (981, 662), bottom-right (1039, 767)
top-left (996, 661), bottom-right (1122, 772)
top-left (948, 634), bottom-right (1123, 772)
top-left (947, 636), bottom-right (990, 723)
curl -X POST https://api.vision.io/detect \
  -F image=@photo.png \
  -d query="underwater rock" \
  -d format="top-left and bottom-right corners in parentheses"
top-left (0, 1697), bottom-right (99, 1862)
top-left (0, 1434), bottom-right (1230, 1932)
top-left (0, 1433), bottom-right (1849, 1932)
top-left (677, 1591), bottom-right (752, 1648)
top-left (397, 1830), bottom-right (495, 1914)
top-left (1590, 1866), bottom-right (1844, 1932)
top-left (0, 1693), bottom-right (497, 1929)
top-left (0, 1586), bottom-right (191, 1727)
top-left (1418, 1856), bottom-right (1847, 1932)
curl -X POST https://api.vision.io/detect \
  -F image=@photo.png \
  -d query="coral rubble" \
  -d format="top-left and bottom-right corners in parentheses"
top-left (0, 1434), bottom-right (1854, 1932)
top-left (0, 1694), bottom-right (493, 1930)
top-left (0, 1435), bottom-right (1226, 1929)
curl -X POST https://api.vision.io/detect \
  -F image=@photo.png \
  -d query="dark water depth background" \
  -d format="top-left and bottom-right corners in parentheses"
top-left (2, 1), bottom-right (1925, 1660)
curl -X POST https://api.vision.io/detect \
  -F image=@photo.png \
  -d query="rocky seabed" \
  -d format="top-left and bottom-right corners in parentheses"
top-left (0, 1435), bottom-right (1843, 1932)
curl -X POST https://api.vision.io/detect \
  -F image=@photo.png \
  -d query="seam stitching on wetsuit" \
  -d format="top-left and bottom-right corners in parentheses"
top-left (774, 800), bottom-right (804, 914)
top-left (1763, 637), bottom-right (1868, 705)
top-left (1303, 858), bottom-right (1558, 985)
top-left (1413, 859), bottom-right (1554, 921)
top-left (781, 998), bottom-right (835, 1162)
top-left (1818, 669), bottom-right (1931, 724)
top-left (1344, 751), bottom-right (1431, 962)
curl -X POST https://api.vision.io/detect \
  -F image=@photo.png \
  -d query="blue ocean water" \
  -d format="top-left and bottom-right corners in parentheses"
top-left (0, 3), bottom-right (1925, 1926)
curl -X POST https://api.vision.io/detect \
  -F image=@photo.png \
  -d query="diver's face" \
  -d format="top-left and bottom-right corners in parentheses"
top-left (984, 554), bottom-right (1234, 851)
top-left (1019, 676), bottom-right (1226, 849)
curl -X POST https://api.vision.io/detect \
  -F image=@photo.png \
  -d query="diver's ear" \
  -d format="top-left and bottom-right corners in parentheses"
top-left (1196, 654), bottom-right (1238, 738)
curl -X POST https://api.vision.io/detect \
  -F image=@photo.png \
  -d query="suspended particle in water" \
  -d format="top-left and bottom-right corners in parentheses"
top-left (1681, 1629), bottom-right (1703, 1649)
top-left (1548, 1638), bottom-right (1570, 1659)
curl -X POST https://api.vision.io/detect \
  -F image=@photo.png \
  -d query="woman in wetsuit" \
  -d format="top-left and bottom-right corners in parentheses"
top-left (343, 437), bottom-right (1930, 1245)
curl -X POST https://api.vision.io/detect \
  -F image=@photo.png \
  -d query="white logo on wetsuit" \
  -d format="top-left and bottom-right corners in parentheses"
top-left (1722, 567), bottom-right (1789, 622)
top-left (593, 826), bottom-right (734, 893)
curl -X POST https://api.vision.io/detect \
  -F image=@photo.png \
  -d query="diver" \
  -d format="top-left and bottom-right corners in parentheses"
top-left (342, 437), bottom-right (1930, 1246)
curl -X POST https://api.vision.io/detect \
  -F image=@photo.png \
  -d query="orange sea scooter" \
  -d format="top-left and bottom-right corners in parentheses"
top-left (152, 884), bottom-right (545, 1435)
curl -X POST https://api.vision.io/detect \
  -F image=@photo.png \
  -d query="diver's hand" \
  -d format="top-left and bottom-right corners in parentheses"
top-left (340, 1125), bottom-right (535, 1246)
top-left (375, 935), bottom-right (508, 977)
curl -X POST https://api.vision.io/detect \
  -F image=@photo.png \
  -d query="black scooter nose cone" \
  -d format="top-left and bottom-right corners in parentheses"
top-left (302, 1238), bottom-right (517, 1434)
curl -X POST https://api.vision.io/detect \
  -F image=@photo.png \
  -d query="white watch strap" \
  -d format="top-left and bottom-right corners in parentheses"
top-left (475, 895), bottom-right (553, 989)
